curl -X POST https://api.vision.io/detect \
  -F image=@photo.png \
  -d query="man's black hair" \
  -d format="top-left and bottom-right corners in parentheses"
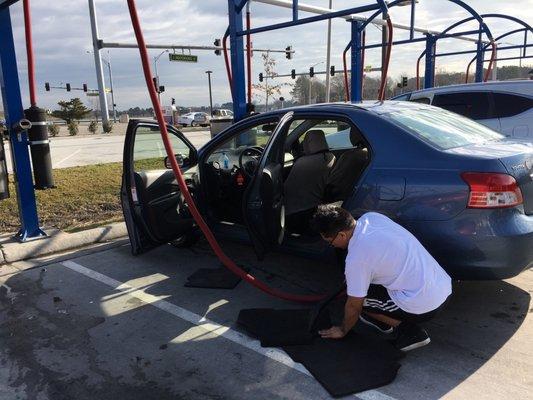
top-left (310, 205), bottom-right (356, 237)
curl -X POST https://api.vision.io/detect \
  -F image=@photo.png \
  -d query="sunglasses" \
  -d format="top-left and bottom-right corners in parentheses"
top-left (326, 231), bottom-right (340, 248)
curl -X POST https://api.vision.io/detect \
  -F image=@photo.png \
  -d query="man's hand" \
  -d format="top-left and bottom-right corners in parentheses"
top-left (319, 326), bottom-right (346, 339)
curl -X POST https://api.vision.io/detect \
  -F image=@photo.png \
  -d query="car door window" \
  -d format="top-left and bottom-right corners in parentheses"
top-left (133, 125), bottom-right (192, 171)
top-left (433, 92), bottom-right (493, 120)
top-left (492, 92), bottom-right (533, 118)
top-left (292, 119), bottom-right (359, 150)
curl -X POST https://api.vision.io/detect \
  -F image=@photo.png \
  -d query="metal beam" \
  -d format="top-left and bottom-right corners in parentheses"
top-left (228, 0), bottom-right (247, 120)
top-left (100, 41), bottom-right (293, 55)
top-left (351, 21), bottom-right (364, 102)
top-left (253, 0), bottom-right (481, 44)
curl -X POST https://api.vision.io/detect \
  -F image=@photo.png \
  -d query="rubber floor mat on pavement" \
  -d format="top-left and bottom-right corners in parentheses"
top-left (184, 267), bottom-right (244, 289)
top-left (238, 308), bottom-right (403, 397)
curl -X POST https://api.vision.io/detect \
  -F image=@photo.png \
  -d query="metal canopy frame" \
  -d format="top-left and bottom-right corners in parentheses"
top-left (416, 14), bottom-right (533, 89)
top-left (347, 0), bottom-right (495, 97)
top-left (227, 0), bottom-right (389, 120)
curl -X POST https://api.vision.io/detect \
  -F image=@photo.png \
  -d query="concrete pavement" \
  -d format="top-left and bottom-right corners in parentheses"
top-left (0, 238), bottom-right (531, 399)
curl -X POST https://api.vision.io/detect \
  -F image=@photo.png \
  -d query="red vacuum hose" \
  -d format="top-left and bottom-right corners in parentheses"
top-left (416, 53), bottom-right (423, 90)
top-left (223, 31), bottom-right (233, 98)
top-left (484, 41), bottom-right (496, 82)
top-left (126, 0), bottom-right (326, 303)
top-left (342, 46), bottom-right (350, 101)
top-left (23, 0), bottom-right (37, 107)
top-left (378, 17), bottom-right (393, 101)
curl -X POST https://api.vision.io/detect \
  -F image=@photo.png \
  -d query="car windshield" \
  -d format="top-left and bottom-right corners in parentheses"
top-left (383, 107), bottom-right (505, 150)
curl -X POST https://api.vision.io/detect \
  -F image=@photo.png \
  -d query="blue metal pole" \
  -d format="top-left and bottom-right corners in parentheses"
top-left (424, 35), bottom-right (436, 89)
top-left (292, 0), bottom-right (298, 21)
top-left (351, 21), bottom-right (363, 102)
top-left (0, 6), bottom-right (45, 241)
top-left (475, 26), bottom-right (484, 82)
top-left (228, 0), bottom-right (247, 121)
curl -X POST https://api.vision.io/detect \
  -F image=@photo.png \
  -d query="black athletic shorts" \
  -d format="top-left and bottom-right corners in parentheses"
top-left (362, 284), bottom-right (448, 323)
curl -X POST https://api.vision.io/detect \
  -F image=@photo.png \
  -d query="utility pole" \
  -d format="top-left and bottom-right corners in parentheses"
top-left (205, 70), bottom-right (213, 116)
top-left (88, 0), bottom-right (109, 126)
top-left (325, 0), bottom-right (333, 102)
top-left (153, 49), bottom-right (168, 104)
top-left (104, 53), bottom-right (117, 122)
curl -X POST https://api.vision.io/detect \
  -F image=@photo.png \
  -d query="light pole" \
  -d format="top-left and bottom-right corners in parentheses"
top-left (205, 70), bottom-right (213, 116)
top-left (309, 61), bottom-right (324, 104)
top-left (154, 49), bottom-right (169, 104)
top-left (325, 0), bottom-right (333, 103)
top-left (86, 50), bottom-right (116, 122)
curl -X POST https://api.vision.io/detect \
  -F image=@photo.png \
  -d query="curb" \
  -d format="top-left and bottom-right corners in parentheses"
top-left (0, 222), bottom-right (128, 265)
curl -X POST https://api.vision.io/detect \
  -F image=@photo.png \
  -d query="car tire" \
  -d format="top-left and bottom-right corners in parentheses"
top-left (191, 121), bottom-right (198, 127)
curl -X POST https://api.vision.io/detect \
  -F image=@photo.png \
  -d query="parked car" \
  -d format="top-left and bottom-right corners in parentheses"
top-left (177, 112), bottom-right (210, 127)
top-left (211, 109), bottom-right (234, 119)
top-left (392, 80), bottom-right (533, 139)
top-left (121, 101), bottom-right (533, 280)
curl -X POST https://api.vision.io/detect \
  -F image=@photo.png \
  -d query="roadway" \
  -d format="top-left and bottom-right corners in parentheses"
top-left (2, 130), bottom-right (211, 173)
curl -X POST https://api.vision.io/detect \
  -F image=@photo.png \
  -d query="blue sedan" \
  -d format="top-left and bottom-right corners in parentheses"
top-left (121, 101), bottom-right (533, 279)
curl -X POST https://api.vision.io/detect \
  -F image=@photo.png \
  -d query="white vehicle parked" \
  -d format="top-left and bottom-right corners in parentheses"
top-left (177, 112), bottom-right (210, 127)
top-left (392, 80), bottom-right (533, 139)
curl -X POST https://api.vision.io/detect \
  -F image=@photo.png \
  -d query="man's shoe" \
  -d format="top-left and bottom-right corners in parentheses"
top-left (393, 322), bottom-right (431, 351)
top-left (359, 314), bottom-right (394, 334)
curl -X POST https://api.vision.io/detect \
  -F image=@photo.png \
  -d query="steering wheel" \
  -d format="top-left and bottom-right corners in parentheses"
top-left (238, 146), bottom-right (263, 178)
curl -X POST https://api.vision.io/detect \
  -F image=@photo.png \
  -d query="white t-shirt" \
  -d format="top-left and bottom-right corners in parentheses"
top-left (345, 212), bottom-right (452, 314)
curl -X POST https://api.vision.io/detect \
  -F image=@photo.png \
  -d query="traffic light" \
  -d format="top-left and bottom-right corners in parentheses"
top-left (285, 45), bottom-right (292, 60)
top-left (83, 83), bottom-right (88, 92)
top-left (330, 66), bottom-right (335, 76)
top-left (291, 69), bottom-right (296, 79)
top-left (309, 67), bottom-right (314, 78)
top-left (66, 83), bottom-right (71, 92)
top-left (45, 82), bottom-right (50, 91)
top-left (159, 85), bottom-right (165, 93)
top-left (214, 39), bottom-right (221, 55)
top-left (259, 73), bottom-right (263, 82)
top-left (171, 97), bottom-right (175, 105)
top-left (152, 77), bottom-right (159, 91)
top-left (402, 76), bottom-right (408, 87)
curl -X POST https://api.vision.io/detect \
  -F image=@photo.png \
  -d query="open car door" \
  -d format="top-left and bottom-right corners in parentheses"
top-left (121, 120), bottom-right (198, 255)
top-left (243, 112), bottom-right (293, 259)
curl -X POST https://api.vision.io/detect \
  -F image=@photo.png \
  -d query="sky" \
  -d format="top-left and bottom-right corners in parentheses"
top-left (1, 0), bottom-right (533, 111)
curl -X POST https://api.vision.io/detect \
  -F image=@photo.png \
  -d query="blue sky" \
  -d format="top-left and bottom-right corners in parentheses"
top-left (1, 0), bottom-right (532, 110)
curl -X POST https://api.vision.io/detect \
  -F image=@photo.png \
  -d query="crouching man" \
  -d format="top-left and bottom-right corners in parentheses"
top-left (310, 205), bottom-right (452, 351)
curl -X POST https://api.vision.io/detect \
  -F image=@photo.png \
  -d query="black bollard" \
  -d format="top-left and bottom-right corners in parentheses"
top-left (24, 106), bottom-right (55, 189)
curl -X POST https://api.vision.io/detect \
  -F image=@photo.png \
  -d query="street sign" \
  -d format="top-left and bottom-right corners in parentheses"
top-left (364, 65), bottom-right (373, 72)
top-left (86, 92), bottom-right (99, 97)
top-left (169, 53), bottom-right (198, 63)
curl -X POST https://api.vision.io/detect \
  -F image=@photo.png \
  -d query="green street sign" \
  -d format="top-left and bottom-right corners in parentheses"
top-left (169, 53), bottom-right (198, 63)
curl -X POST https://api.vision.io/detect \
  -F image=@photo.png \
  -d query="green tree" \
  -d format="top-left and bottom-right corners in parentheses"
top-left (88, 120), bottom-right (98, 134)
top-left (252, 52), bottom-right (289, 110)
top-left (67, 120), bottom-right (79, 136)
top-left (290, 76), bottom-right (326, 104)
top-left (52, 98), bottom-right (92, 123)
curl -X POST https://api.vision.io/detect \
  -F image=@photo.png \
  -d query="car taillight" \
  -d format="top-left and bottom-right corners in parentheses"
top-left (461, 172), bottom-right (523, 209)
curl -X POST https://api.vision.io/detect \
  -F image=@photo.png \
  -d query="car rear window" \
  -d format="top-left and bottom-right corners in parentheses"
top-left (384, 107), bottom-right (504, 150)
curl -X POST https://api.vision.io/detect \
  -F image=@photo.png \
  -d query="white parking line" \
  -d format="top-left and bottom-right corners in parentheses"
top-left (61, 260), bottom-right (398, 400)
top-left (55, 149), bottom-right (81, 167)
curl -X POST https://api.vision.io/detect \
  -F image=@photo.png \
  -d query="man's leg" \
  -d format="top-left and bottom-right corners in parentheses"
top-left (363, 311), bottom-right (401, 328)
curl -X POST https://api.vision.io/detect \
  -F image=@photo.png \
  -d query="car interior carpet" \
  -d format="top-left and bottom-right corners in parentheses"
top-left (184, 266), bottom-right (248, 289)
top-left (237, 307), bottom-right (403, 397)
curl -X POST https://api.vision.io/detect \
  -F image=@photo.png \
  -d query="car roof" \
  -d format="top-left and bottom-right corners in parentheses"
top-left (398, 79), bottom-right (533, 98)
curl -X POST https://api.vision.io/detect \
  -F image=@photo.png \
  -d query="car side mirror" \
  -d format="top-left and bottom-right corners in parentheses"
top-left (164, 153), bottom-right (187, 169)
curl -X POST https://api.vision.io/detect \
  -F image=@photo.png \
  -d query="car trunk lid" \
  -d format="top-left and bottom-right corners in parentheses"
top-left (447, 140), bottom-right (533, 215)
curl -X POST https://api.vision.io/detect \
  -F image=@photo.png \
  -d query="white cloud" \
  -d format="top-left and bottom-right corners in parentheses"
top-left (0, 0), bottom-right (532, 111)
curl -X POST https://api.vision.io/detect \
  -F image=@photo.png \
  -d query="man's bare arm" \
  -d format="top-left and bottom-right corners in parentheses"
top-left (319, 296), bottom-right (364, 339)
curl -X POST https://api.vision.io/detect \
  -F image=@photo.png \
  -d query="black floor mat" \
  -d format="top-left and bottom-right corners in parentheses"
top-left (238, 308), bottom-right (403, 397)
top-left (185, 267), bottom-right (243, 289)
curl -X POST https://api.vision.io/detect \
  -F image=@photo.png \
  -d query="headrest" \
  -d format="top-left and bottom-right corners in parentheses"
top-left (303, 130), bottom-right (329, 155)
top-left (350, 127), bottom-right (363, 146)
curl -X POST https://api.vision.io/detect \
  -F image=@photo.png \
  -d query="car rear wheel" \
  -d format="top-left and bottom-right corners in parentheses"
top-left (191, 121), bottom-right (198, 127)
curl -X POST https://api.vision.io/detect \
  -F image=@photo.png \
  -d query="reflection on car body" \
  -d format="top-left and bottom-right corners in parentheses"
top-left (121, 101), bottom-right (533, 280)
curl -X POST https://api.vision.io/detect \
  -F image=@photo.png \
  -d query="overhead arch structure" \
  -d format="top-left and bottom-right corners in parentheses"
top-left (414, 7), bottom-right (516, 89)
top-left (341, 0), bottom-right (495, 99)
top-left (226, 0), bottom-right (391, 120)
top-left (464, 14), bottom-right (533, 83)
